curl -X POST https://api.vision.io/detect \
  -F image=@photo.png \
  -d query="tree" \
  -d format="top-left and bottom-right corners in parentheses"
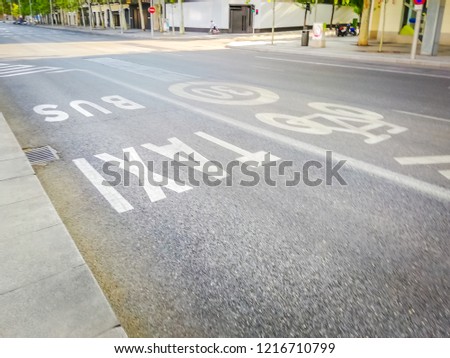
top-left (357, 0), bottom-right (371, 45)
top-left (137, 0), bottom-right (145, 30)
top-left (12, 3), bottom-right (19, 17)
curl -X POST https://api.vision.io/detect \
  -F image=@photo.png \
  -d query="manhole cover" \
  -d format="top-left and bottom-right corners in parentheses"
top-left (24, 145), bottom-right (59, 165)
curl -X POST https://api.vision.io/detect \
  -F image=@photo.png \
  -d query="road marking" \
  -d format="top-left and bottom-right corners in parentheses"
top-left (256, 56), bottom-right (450, 80)
top-left (253, 65), bottom-right (285, 72)
top-left (256, 103), bottom-right (407, 144)
top-left (73, 158), bottom-right (134, 213)
top-left (393, 110), bottom-right (450, 124)
top-left (47, 69), bottom-right (79, 74)
top-left (394, 155), bottom-right (450, 165)
top-left (0, 65), bottom-right (33, 73)
top-left (394, 155), bottom-right (450, 181)
top-left (169, 82), bottom-right (279, 105)
top-left (95, 148), bottom-right (192, 203)
top-left (79, 69), bottom-right (450, 203)
top-left (195, 131), bottom-right (280, 166)
top-left (0, 66), bottom-right (62, 77)
top-left (86, 57), bottom-right (198, 82)
top-left (439, 170), bottom-right (450, 180)
top-left (141, 137), bottom-right (227, 178)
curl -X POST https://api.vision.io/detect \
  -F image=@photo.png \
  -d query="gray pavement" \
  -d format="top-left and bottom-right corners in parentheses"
top-left (1, 22), bottom-right (449, 338)
top-left (0, 113), bottom-right (127, 338)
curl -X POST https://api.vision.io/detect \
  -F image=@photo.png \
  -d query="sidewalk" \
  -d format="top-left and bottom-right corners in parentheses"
top-left (36, 23), bottom-right (450, 69)
top-left (227, 33), bottom-right (450, 70)
top-left (0, 113), bottom-right (127, 338)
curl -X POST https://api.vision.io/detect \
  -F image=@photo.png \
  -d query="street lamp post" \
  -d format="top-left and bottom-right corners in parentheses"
top-left (29, 0), bottom-right (32, 22)
top-left (271, 0), bottom-right (276, 45)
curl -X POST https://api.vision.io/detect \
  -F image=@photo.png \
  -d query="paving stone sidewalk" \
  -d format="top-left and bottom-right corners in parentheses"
top-left (0, 113), bottom-right (127, 338)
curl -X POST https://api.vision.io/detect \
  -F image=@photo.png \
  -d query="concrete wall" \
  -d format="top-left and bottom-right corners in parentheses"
top-left (166, 0), bottom-right (358, 31)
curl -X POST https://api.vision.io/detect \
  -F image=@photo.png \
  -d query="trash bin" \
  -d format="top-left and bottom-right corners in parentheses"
top-left (301, 30), bottom-right (309, 46)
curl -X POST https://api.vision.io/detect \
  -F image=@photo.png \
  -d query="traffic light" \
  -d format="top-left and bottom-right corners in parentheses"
top-left (306, 3), bottom-right (311, 12)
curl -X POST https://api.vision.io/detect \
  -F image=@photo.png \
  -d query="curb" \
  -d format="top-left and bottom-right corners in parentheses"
top-left (0, 112), bottom-right (127, 338)
top-left (226, 42), bottom-right (450, 70)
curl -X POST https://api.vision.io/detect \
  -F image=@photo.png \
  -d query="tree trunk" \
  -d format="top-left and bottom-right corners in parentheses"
top-left (357, 0), bottom-right (371, 46)
top-left (79, 1), bottom-right (86, 28)
top-left (330, 4), bottom-right (335, 30)
top-left (138, 0), bottom-right (146, 30)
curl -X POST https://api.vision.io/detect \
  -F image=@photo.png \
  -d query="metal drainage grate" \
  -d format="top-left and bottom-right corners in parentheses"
top-left (24, 145), bottom-right (59, 165)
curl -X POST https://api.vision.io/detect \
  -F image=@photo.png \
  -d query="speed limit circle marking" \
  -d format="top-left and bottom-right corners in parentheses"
top-left (168, 82), bottom-right (279, 105)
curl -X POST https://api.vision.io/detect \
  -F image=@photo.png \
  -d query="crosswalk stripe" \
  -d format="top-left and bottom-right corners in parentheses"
top-left (0, 67), bottom-right (61, 77)
top-left (0, 65), bottom-right (34, 74)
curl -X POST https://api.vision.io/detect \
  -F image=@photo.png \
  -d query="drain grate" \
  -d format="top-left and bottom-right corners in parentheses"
top-left (24, 145), bottom-right (59, 165)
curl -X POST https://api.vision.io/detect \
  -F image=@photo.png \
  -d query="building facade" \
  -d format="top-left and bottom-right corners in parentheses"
top-left (368, 0), bottom-right (449, 54)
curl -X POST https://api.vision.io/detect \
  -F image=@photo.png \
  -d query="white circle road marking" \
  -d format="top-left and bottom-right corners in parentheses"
top-left (168, 82), bottom-right (279, 105)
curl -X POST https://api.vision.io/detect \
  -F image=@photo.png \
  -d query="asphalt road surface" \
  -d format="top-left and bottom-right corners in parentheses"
top-left (1, 23), bottom-right (449, 337)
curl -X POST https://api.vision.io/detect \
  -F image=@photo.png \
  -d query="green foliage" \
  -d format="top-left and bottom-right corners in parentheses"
top-left (11, 3), bottom-right (19, 17)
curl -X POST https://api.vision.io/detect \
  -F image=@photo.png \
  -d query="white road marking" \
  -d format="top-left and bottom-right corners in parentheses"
top-left (253, 65), bottom-right (285, 72)
top-left (0, 65), bottom-right (33, 73)
top-left (0, 66), bottom-right (61, 77)
top-left (256, 56), bottom-right (450, 79)
top-left (73, 158), bottom-right (134, 213)
top-left (95, 148), bottom-right (192, 203)
top-left (195, 131), bottom-right (280, 166)
top-left (394, 155), bottom-right (450, 165)
top-left (256, 103), bottom-right (407, 144)
top-left (169, 82), bottom-right (279, 105)
top-left (439, 170), bottom-right (450, 180)
top-left (86, 57), bottom-right (198, 82)
top-left (141, 137), bottom-right (227, 178)
top-left (47, 69), bottom-right (79, 74)
top-left (393, 110), bottom-right (450, 124)
top-left (79, 69), bottom-right (450, 203)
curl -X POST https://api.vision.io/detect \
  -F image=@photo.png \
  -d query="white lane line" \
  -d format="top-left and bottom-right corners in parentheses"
top-left (256, 56), bottom-right (450, 79)
top-left (46, 69), bottom-right (78, 74)
top-left (253, 65), bottom-right (285, 72)
top-left (79, 69), bottom-right (450, 203)
top-left (394, 155), bottom-right (450, 165)
top-left (72, 158), bottom-right (134, 213)
top-left (439, 170), bottom-right (450, 180)
top-left (393, 110), bottom-right (450, 124)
